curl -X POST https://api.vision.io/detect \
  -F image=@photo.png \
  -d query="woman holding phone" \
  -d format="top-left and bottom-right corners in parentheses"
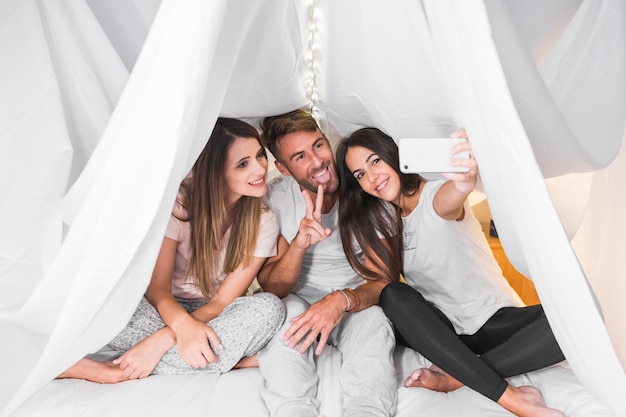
top-left (336, 127), bottom-right (566, 417)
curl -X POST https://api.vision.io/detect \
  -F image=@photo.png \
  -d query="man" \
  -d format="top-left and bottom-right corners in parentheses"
top-left (256, 109), bottom-right (397, 417)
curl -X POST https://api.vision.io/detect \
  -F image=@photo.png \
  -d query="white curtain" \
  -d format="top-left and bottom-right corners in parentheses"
top-left (0, 0), bottom-right (624, 415)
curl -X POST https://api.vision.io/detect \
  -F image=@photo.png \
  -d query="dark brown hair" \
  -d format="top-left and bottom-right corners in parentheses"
top-left (337, 127), bottom-right (422, 282)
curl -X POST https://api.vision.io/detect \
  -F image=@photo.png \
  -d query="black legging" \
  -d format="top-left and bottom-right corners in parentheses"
top-left (379, 281), bottom-right (565, 402)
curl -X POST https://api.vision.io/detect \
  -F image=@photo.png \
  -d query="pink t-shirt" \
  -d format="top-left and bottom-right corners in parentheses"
top-left (165, 201), bottom-right (279, 300)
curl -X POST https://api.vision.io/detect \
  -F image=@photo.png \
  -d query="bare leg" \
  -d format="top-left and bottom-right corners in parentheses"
top-left (233, 354), bottom-right (259, 369)
top-left (498, 385), bottom-right (565, 417)
top-left (57, 358), bottom-right (129, 384)
top-left (404, 365), bottom-right (565, 417)
top-left (404, 364), bottom-right (464, 392)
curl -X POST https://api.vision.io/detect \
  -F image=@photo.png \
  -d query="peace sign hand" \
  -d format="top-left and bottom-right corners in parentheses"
top-left (293, 184), bottom-right (332, 249)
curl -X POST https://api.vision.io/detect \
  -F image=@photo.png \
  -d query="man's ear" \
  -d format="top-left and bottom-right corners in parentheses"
top-left (275, 160), bottom-right (291, 177)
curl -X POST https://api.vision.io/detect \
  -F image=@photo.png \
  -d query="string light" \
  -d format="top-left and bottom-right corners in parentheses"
top-left (306, 0), bottom-right (320, 113)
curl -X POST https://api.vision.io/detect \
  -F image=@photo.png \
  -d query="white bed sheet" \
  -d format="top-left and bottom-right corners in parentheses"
top-left (10, 346), bottom-right (614, 417)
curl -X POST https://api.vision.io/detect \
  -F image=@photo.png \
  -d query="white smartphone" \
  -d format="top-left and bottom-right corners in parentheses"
top-left (398, 137), bottom-right (470, 174)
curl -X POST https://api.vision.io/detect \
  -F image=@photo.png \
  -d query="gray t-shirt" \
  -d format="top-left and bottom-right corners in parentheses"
top-left (402, 180), bottom-right (521, 334)
top-left (265, 176), bottom-right (364, 301)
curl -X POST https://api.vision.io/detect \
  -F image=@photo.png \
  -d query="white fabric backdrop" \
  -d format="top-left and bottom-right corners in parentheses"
top-left (0, 0), bottom-right (624, 415)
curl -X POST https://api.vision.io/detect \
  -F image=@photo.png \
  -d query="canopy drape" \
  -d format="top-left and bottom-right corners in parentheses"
top-left (0, 0), bottom-right (624, 415)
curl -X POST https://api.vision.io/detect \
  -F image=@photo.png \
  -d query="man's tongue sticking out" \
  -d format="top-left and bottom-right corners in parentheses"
top-left (313, 166), bottom-right (331, 185)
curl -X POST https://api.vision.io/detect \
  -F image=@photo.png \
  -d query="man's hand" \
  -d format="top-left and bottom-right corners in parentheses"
top-left (292, 184), bottom-right (331, 249)
top-left (284, 292), bottom-right (345, 356)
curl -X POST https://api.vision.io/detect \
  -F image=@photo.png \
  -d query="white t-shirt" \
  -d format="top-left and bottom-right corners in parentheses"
top-left (165, 203), bottom-right (279, 300)
top-left (265, 176), bottom-right (364, 296)
top-left (402, 180), bottom-right (522, 335)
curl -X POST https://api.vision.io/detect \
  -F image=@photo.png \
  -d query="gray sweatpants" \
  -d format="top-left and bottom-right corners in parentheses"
top-left (108, 292), bottom-right (285, 374)
top-left (257, 291), bottom-right (397, 417)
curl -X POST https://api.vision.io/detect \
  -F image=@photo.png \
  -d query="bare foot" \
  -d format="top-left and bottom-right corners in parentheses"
top-left (57, 357), bottom-right (128, 384)
top-left (498, 385), bottom-right (565, 417)
top-left (233, 354), bottom-right (259, 369)
top-left (404, 364), bottom-right (464, 392)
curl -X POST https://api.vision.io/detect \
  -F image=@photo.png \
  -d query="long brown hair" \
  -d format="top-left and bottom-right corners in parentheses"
top-left (337, 127), bottom-right (422, 282)
top-left (178, 117), bottom-right (265, 298)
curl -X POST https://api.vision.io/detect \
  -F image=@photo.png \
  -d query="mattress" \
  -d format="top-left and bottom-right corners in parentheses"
top-left (9, 346), bottom-right (614, 417)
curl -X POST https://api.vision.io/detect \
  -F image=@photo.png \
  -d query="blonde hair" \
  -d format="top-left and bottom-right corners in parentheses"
top-left (177, 118), bottom-right (264, 298)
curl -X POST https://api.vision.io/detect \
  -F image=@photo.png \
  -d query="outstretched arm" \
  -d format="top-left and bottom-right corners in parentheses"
top-left (434, 129), bottom-right (479, 220)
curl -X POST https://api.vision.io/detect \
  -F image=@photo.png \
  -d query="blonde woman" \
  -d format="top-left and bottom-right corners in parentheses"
top-left (59, 118), bottom-right (285, 382)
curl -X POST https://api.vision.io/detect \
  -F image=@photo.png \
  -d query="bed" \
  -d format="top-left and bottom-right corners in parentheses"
top-left (9, 345), bottom-right (614, 417)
